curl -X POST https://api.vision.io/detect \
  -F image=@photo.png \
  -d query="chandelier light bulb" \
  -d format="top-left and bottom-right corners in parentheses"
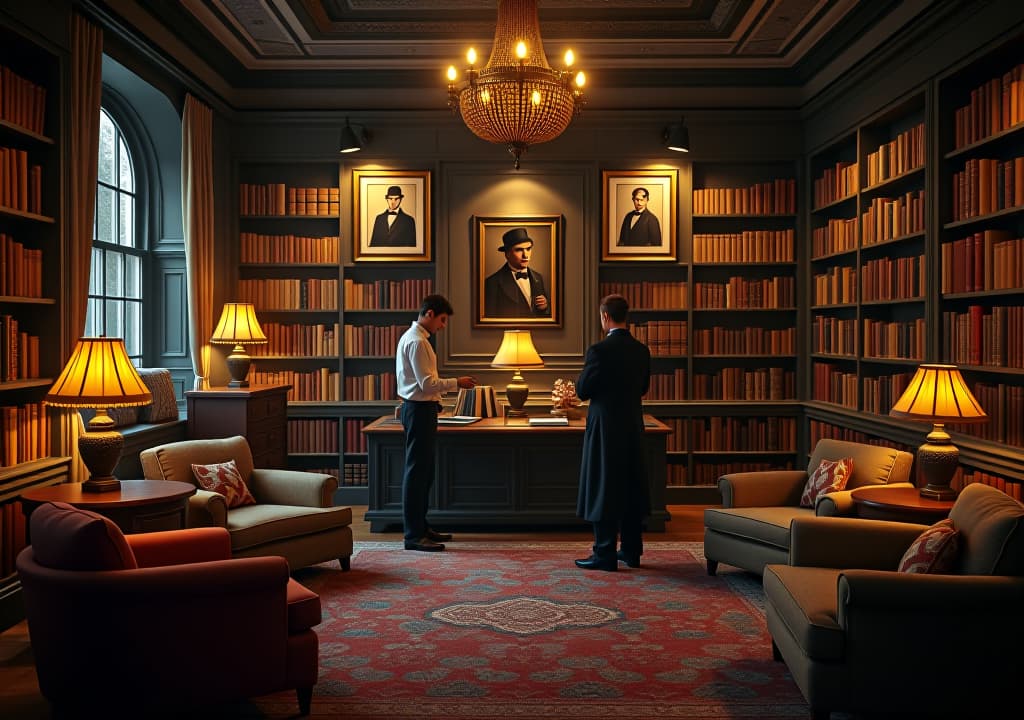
top-left (467, 47), bottom-right (477, 65)
top-left (575, 71), bottom-right (586, 88)
top-left (480, 89), bottom-right (491, 103)
top-left (447, 65), bottom-right (458, 82)
top-left (531, 90), bottom-right (541, 105)
top-left (516, 41), bottom-right (527, 59)
top-left (564, 49), bottom-right (574, 67)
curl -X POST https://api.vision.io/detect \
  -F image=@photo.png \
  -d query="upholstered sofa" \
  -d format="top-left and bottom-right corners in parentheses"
top-left (140, 435), bottom-right (353, 571)
top-left (763, 483), bottom-right (1024, 719)
top-left (703, 438), bottom-right (914, 575)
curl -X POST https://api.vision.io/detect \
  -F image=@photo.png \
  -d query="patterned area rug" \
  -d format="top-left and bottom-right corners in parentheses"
top-left (256, 542), bottom-right (809, 719)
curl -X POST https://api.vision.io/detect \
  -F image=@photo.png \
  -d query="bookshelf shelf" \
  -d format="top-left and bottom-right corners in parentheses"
top-left (810, 247), bottom-right (857, 263)
top-left (943, 204), bottom-right (1024, 230)
top-left (860, 230), bottom-right (926, 251)
top-left (240, 214), bottom-right (340, 220)
top-left (0, 296), bottom-right (56, 305)
top-left (943, 288), bottom-right (1024, 299)
top-left (0, 205), bottom-right (55, 223)
top-left (0, 117), bottom-right (54, 145)
top-left (943, 119), bottom-right (1024, 160)
top-left (861, 165), bottom-right (925, 196)
top-left (861, 297), bottom-right (925, 306)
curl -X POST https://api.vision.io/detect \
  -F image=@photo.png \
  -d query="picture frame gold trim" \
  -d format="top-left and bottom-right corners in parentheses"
top-left (473, 214), bottom-right (563, 329)
top-left (353, 169), bottom-right (431, 262)
top-left (602, 169), bottom-right (677, 262)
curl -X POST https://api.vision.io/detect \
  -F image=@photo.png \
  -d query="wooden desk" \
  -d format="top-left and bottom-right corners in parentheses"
top-left (363, 414), bottom-right (671, 532)
top-left (21, 480), bottom-right (196, 534)
top-left (851, 485), bottom-right (954, 524)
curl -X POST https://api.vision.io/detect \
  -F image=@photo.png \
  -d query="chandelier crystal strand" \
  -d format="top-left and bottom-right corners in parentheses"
top-left (447, 0), bottom-right (584, 169)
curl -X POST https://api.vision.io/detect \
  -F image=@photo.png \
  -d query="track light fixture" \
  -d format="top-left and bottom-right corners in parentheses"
top-left (339, 118), bottom-right (368, 153)
top-left (663, 116), bottom-right (690, 153)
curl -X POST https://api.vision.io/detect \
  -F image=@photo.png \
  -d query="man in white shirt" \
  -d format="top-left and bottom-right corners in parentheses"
top-left (396, 294), bottom-right (477, 551)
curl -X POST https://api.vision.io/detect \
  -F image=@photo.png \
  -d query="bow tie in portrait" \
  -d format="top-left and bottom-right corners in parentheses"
top-left (514, 271), bottom-right (529, 280)
top-left (386, 211), bottom-right (398, 215)
top-left (633, 210), bottom-right (643, 216)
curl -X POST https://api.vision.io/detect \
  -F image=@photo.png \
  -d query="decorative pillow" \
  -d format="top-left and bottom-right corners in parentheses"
top-left (136, 368), bottom-right (179, 423)
top-left (800, 457), bottom-right (854, 507)
top-left (897, 518), bottom-right (960, 574)
top-left (29, 501), bottom-right (137, 571)
top-left (105, 406), bottom-right (141, 427)
top-left (191, 459), bottom-right (255, 508)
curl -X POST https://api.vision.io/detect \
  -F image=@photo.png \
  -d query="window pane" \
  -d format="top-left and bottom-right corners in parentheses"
top-left (98, 111), bottom-right (115, 184)
top-left (85, 299), bottom-right (101, 336)
top-left (89, 248), bottom-right (104, 295)
top-left (95, 186), bottom-right (115, 244)
top-left (105, 251), bottom-right (124, 297)
top-left (119, 191), bottom-right (134, 247)
top-left (124, 301), bottom-right (141, 357)
top-left (119, 137), bottom-right (134, 192)
top-left (105, 299), bottom-right (124, 339)
top-left (125, 254), bottom-right (141, 298)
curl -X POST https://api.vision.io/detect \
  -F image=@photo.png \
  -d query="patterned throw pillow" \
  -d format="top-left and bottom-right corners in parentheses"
top-left (799, 457), bottom-right (854, 507)
top-left (137, 368), bottom-right (179, 422)
top-left (191, 459), bottom-right (255, 508)
top-left (897, 518), bottom-right (960, 574)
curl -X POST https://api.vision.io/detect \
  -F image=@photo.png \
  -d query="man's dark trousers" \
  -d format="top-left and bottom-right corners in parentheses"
top-left (400, 399), bottom-right (439, 543)
top-left (592, 516), bottom-right (643, 560)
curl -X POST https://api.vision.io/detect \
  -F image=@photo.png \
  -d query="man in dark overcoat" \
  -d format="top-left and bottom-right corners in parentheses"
top-left (574, 294), bottom-right (652, 571)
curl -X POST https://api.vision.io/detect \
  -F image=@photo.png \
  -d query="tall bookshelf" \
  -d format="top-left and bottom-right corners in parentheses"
top-left (0, 20), bottom-right (70, 631)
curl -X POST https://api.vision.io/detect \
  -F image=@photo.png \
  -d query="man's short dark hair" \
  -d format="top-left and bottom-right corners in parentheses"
top-left (632, 187), bottom-right (649, 200)
top-left (420, 294), bottom-right (454, 318)
top-left (600, 294), bottom-right (629, 323)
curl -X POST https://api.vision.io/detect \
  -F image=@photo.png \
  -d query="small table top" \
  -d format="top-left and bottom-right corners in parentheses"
top-left (851, 485), bottom-right (955, 516)
top-left (21, 479), bottom-right (196, 510)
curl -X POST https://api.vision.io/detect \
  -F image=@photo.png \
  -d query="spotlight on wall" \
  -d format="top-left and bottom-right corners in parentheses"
top-left (339, 118), bottom-right (369, 153)
top-left (663, 116), bottom-right (690, 153)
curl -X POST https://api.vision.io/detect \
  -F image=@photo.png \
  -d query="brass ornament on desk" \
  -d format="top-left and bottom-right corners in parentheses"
top-left (550, 378), bottom-right (581, 419)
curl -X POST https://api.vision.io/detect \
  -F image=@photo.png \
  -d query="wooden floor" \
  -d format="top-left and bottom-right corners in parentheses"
top-left (0, 505), bottom-right (710, 718)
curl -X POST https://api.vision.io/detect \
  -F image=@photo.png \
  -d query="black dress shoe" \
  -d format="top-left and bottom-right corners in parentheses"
top-left (426, 528), bottom-right (453, 542)
top-left (574, 555), bottom-right (617, 571)
top-left (617, 550), bottom-right (641, 568)
top-left (404, 538), bottom-right (445, 552)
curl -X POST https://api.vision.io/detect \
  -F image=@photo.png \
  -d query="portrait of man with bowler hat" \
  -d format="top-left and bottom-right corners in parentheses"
top-left (369, 185), bottom-right (417, 247)
top-left (483, 227), bottom-right (551, 319)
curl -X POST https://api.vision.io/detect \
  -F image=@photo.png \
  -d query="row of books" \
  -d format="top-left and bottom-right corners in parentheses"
top-left (690, 461), bottom-right (794, 485)
top-left (690, 415), bottom-right (797, 452)
top-left (692, 230), bottom-right (794, 263)
top-left (286, 418), bottom-right (339, 454)
top-left (864, 122), bottom-right (925, 187)
top-left (598, 281), bottom-right (687, 310)
top-left (861, 190), bottom-right (926, 245)
top-left (813, 160), bottom-right (858, 209)
top-left (952, 62), bottom-right (1024, 150)
top-left (861, 318), bottom-right (926, 361)
top-left (861, 371), bottom-right (914, 415)
top-left (240, 233), bottom-right (339, 264)
top-left (812, 362), bottom-right (859, 409)
top-left (812, 265), bottom-right (857, 305)
top-left (342, 323), bottom-right (405, 357)
top-left (0, 66), bottom-right (46, 136)
top-left (658, 417), bottom-right (686, 451)
top-left (251, 369), bottom-right (340, 402)
top-left (239, 183), bottom-right (340, 216)
top-left (0, 233), bottom-right (43, 297)
top-left (811, 217), bottom-right (857, 257)
top-left (665, 464), bottom-right (688, 486)
top-left (344, 372), bottom-right (397, 401)
top-left (627, 320), bottom-right (686, 356)
top-left (250, 322), bottom-right (339, 357)
top-left (1, 401), bottom-right (49, 467)
top-left (940, 230), bottom-right (1023, 293)
top-left (692, 367), bottom-right (795, 401)
top-left (341, 463), bottom-right (368, 487)
top-left (0, 146), bottom-right (42, 214)
top-left (343, 278), bottom-right (433, 310)
top-left (809, 420), bottom-right (912, 454)
top-left (343, 418), bottom-right (369, 454)
top-left (306, 467), bottom-right (341, 482)
top-left (692, 179), bottom-right (797, 215)
top-left (238, 278), bottom-right (339, 310)
top-left (861, 254), bottom-right (925, 301)
top-left (0, 315), bottom-right (39, 381)
top-left (693, 276), bottom-right (794, 309)
top-left (0, 500), bottom-right (27, 579)
top-left (950, 155), bottom-right (1024, 221)
top-left (952, 381), bottom-right (1024, 447)
top-left (646, 369), bottom-right (686, 400)
top-left (691, 326), bottom-right (795, 356)
top-left (951, 468), bottom-right (1022, 501)
top-left (812, 316), bottom-right (857, 355)
top-left (941, 305), bottom-right (1024, 368)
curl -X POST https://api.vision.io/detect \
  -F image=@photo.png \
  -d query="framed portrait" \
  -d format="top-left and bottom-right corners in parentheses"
top-left (353, 170), bottom-right (431, 262)
top-left (602, 169), bottom-right (677, 261)
top-left (473, 215), bottom-right (562, 328)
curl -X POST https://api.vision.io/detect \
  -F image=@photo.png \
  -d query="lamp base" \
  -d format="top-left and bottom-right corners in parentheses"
top-left (917, 424), bottom-right (959, 500)
top-left (225, 344), bottom-right (252, 388)
top-left (78, 427), bottom-right (124, 494)
top-left (505, 371), bottom-right (530, 417)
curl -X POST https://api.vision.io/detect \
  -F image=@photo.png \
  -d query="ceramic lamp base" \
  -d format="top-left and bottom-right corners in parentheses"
top-left (225, 344), bottom-right (252, 388)
top-left (917, 424), bottom-right (959, 500)
top-left (505, 371), bottom-right (530, 417)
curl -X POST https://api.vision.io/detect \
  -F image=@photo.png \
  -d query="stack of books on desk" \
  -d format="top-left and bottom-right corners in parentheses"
top-left (528, 416), bottom-right (569, 426)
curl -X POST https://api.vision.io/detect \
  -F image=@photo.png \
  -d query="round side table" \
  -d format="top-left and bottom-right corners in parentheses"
top-left (21, 480), bottom-right (196, 535)
top-left (851, 485), bottom-right (954, 525)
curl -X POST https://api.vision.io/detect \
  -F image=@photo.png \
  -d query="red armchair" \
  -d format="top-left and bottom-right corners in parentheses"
top-left (16, 501), bottom-right (321, 716)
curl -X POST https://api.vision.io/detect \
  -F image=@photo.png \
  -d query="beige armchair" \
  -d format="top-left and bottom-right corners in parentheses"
top-left (703, 438), bottom-right (914, 575)
top-left (141, 435), bottom-right (352, 571)
top-left (763, 483), bottom-right (1024, 719)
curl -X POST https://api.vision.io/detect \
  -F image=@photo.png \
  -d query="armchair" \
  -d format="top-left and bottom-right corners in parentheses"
top-left (703, 438), bottom-right (914, 575)
top-left (763, 483), bottom-right (1024, 719)
top-left (17, 501), bottom-right (322, 716)
top-left (140, 435), bottom-right (352, 571)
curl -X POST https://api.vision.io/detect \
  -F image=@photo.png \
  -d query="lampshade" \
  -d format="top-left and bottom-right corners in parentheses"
top-left (889, 364), bottom-right (987, 500)
top-left (44, 337), bottom-right (152, 493)
top-left (664, 116), bottom-right (690, 153)
top-left (491, 329), bottom-right (543, 417)
top-left (211, 303), bottom-right (267, 388)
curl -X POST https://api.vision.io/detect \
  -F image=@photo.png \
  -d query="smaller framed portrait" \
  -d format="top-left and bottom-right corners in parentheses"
top-left (353, 170), bottom-right (431, 262)
top-left (473, 215), bottom-right (562, 328)
top-left (602, 169), bottom-right (677, 261)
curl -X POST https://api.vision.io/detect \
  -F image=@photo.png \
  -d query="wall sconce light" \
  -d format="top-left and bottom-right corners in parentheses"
top-left (663, 116), bottom-right (690, 153)
top-left (491, 329), bottom-right (544, 417)
top-left (339, 118), bottom-right (369, 153)
top-left (210, 302), bottom-right (268, 388)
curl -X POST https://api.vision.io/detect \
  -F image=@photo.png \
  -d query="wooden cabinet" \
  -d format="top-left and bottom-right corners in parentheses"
top-left (186, 384), bottom-right (290, 468)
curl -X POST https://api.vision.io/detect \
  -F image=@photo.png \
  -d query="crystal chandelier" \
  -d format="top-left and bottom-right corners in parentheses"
top-left (446, 0), bottom-right (586, 169)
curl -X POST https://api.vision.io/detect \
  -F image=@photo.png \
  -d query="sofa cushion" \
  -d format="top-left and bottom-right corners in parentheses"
top-left (286, 578), bottom-right (322, 633)
top-left (227, 504), bottom-right (353, 553)
top-left (136, 368), bottom-right (178, 422)
top-left (29, 501), bottom-right (137, 571)
top-left (806, 438), bottom-right (913, 490)
top-left (763, 564), bottom-right (845, 661)
top-left (703, 506), bottom-right (813, 550)
top-left (192, 460), bottom-right (256, 509)
top-left (949, 483), bottom-right (1024, 576)
top-left (897, 518), bottom-right (960, 574)
top-left (800, 457), bottom-right (853, 508)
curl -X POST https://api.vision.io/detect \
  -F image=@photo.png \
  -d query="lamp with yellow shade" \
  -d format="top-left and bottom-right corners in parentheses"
top-left (44, 337), bottom-right (152, 493)
top-left (210, 302), bottom-right (268, 388)
top-left (889, 364), bottom-right (987, 500)
top-left (491, 329), bottom-right (544, 417)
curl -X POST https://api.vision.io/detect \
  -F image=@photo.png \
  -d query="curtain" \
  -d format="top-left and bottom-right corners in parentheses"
top-left (181, 94), bottom-right (216, 390)
top-left (62, 13), bottom-right (103, 481)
